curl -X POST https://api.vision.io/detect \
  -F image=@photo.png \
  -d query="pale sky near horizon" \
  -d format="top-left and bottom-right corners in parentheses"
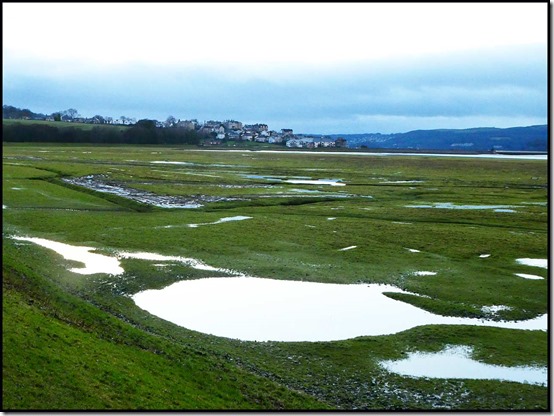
top-left (2, 2), bottom-right (548, 134)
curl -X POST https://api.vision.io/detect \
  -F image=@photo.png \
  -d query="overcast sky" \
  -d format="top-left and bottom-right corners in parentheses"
top-left (3, 3), bottom-right (548, 134)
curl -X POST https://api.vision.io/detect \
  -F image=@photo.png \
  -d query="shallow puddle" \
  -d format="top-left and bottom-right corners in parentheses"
top-left (339, 245), bottom-right (357, 251)
top-left (413, 271), bottom-right (436, 276)
top-left (380, 180), bottom-right (423, 184)
top-left (132, 276), bottom-right (547, 342)
top-left (379, 345), bottom-right (546, 386)
top-left (11, 236), bottom-right (124, 275)
top-left (187, 216), bottom-right (252, 228)
top-left (406, 202), bottom-right (519, 211)
top-left (516, 258), bottom-right (548, 269)
top-left (515, 273), bottom-right (544, 280)
top-left (287, 179), bottom-right (345, 186)
top-left (243, 174), bottom-right (345, 186)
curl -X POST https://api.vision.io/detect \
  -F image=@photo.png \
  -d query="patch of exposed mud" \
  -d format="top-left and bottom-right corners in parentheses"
top-left (63, 175), bottom-right (245, 208)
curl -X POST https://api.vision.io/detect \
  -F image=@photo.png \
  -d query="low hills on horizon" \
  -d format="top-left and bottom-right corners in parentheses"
top-left (328, 124), bottom-right (548, 152)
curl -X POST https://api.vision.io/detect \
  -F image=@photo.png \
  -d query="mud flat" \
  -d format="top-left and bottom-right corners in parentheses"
top-left (63, 175), bottom-right (243, 208)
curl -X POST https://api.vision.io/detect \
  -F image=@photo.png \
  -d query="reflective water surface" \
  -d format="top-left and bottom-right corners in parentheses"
top-left (12, 236), bottom-right (124, 275)
top-left (132, 276), bottom-right (547, 342)
top-left (379, 345), bottom-right (547, 386)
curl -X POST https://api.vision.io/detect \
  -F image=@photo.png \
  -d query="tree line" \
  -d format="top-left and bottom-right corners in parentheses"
top-left (3, 119), bottom-right (206, 145)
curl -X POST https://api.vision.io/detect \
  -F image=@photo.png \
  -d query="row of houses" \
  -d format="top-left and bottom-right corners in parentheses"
top-left (286, 136), bottom-right (347, 148)
top-left (177, 118), bottom-right (346, 148)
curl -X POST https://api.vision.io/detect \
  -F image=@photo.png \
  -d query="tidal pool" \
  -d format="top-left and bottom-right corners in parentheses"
top-left (379, 345), bottom-right (547, 386)
top-left (132, 276), bottom-right (547, 342)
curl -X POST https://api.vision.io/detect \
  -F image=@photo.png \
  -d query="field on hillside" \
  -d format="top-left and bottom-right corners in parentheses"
top-left (2, 119), bottom-right (131, 131)
top-left (2, 143), bottom-right (549, 410)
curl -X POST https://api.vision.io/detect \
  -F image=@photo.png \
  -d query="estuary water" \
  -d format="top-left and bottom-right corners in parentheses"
top-left (192, 149), bottom-right (548, 160)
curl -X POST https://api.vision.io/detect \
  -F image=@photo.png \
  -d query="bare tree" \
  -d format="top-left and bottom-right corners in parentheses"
top-left (165, 115), bottom-right (177, 127)
top-left (65, 108), bottom-right (79, 119)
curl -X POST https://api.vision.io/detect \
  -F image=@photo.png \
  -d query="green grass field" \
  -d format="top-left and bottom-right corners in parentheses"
top-left (2, 143), bottom-right (549, 410)
top-left (2, 118), bottom-right (131, 131)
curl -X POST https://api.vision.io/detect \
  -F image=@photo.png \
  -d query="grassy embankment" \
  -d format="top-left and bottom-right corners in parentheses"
top-left (2, 142), bottom-right (548, 410)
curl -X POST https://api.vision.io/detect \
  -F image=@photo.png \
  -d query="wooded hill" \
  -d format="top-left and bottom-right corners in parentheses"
top-left (331, 125), bottom-right (548, 152)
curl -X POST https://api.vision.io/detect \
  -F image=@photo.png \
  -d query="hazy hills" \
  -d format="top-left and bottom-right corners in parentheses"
top-left (330, 125), bottom-right (548, 151)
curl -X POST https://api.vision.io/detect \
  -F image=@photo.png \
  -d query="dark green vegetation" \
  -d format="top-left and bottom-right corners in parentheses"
top-left (2, 143), bottom-right (548, 410)
top-left (339, 124), bottom-right (548, 151)
top-left (3, 119), bottom-right (204, 145)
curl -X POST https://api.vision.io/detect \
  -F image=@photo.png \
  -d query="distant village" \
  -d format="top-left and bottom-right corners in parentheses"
top-left (3, 104), bottom-right (348, 148)
top-left (37, 112), bottom-right (346, 149)
top-left (165, 119), bottom-right (348, 149)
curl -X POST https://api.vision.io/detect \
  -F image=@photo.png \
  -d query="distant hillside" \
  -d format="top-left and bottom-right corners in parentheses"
top-left (331, 125), bottom-right (548, 152)
top-left (3, 105), bottom-right (48, 120)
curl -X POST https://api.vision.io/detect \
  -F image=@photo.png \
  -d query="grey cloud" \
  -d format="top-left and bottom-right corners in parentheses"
top-left (3, 44), bottom-right (546, 134)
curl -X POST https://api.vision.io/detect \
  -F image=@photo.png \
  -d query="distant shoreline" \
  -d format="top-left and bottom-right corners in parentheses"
top-left (191, 148), bottom-right (548, 160)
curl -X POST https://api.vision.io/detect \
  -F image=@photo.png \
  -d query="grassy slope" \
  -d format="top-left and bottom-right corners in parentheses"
top-left (2, 243), bottom-right (327, 410)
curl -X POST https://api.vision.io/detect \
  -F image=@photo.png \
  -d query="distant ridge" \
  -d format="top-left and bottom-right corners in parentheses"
top-left (330, 125), bottom-right (548, 152)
